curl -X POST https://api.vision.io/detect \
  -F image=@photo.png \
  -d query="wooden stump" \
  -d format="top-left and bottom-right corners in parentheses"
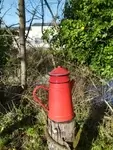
top-left (46, 118), bottom-right (75, 150)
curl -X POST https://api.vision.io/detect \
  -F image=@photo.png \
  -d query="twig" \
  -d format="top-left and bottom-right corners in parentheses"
top-left (2, 21), bottom-right (20, 50)
top-left (104, 100), bottom-right (113, 113)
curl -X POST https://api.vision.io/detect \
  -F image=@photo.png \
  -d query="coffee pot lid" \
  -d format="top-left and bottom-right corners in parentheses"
top-left (49, 66), bottom-right (69, 76)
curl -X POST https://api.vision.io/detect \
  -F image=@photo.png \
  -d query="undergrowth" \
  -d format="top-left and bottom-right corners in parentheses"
top-left (0, 48), bottom-right (113, 150)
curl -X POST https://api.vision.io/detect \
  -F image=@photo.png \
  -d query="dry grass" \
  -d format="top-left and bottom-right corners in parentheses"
top-left (0, 48), bottom-right (113, 150)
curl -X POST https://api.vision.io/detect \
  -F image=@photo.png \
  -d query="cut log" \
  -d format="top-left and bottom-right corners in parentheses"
top-left (46, 118), bottom-right (75, 150)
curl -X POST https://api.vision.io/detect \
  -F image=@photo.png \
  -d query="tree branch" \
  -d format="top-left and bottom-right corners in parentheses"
top-left (41, 0), bottom-right (44, 34)
top-left (43, 0), bottom-right (59, 29)
top-left (44, 0), bottom-right (55, 19)
top-left (25, 7), bottom-right (38, 40)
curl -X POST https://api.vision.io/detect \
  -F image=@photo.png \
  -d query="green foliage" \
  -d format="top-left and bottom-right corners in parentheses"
top-left (0, 101), bottom-right (47, 150)
top-left (0, 137), bottom-right (9, 149)
top-left (24, 124), bottom-right (46, 150)
top-left (0, 29), bottom-right (13, 67)
top-left (48, 0), bottom-right (113, 79)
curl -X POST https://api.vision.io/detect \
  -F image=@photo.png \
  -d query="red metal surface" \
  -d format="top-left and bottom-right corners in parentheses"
top-left (48, 82), bottom-right (75, 122)
top-left (49, 66), bottom-right (70, 83)
top-left (33, 66), bottom-right (75, 122)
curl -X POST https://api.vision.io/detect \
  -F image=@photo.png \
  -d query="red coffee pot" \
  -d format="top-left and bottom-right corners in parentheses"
top-left (33, 66), bottom-right (75, 122)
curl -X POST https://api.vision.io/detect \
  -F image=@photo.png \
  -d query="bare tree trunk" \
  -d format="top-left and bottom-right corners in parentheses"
top-left (18, 0), bottom-right (27, 89)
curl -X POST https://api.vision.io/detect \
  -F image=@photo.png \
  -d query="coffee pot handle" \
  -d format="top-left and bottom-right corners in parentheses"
top-left (33, 85), bottom-right (49, 112)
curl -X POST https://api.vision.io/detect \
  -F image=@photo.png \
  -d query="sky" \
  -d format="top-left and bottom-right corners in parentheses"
top-left (1, 0), bottom-right (65, 27)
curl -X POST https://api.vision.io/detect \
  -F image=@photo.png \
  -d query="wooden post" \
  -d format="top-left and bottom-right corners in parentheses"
top-left (46, 118), bottom-right (75, 150)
